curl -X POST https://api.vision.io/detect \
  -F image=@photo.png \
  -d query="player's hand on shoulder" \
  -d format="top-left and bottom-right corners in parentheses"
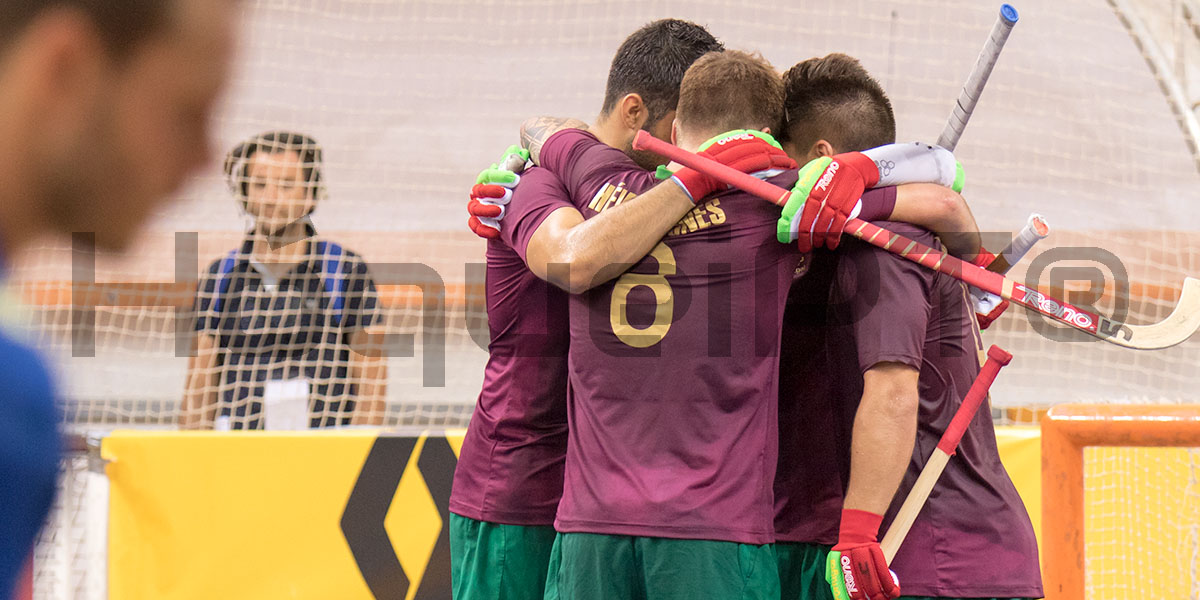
top-left (467, 145), bottom-right (530, 239)
top-left (826, 509), bottom-right (901, 600)
top-left (665, 129), bottom-right (796, 203)
top-left (779, 151), bottom-right (880, 253)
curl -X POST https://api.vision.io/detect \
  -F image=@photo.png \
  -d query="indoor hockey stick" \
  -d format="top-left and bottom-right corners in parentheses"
top-left (937, 4), bottom-right (1019, 152)
top-left (632, 131), bottom-right (1200, 350)
top-left (878, 345), bottom-right (1013, 561)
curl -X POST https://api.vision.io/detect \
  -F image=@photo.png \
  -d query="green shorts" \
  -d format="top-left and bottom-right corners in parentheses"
top-left (544, 532), bottom-right (779, 600)
top-left (776, 541), bottom-right (833, 600)
top-left (449, 513), bottom-right (557, 600)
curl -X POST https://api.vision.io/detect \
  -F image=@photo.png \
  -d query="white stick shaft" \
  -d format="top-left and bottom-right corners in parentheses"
top-left (880, 449), bottom-right (950, 562)
top-left (998, 213), bottom-right (1049, 271)
top-left (937, 4), bottom-right (1019, 151)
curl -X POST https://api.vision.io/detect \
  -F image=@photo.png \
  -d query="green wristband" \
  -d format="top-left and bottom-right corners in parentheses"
top-left (952, 160), bottom-right (965, 193)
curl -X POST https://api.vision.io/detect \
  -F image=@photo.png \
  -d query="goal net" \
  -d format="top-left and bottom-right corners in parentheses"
top-left (1042, 404), bottom-right (1200, 600)
top-left (4, 0), bottom-right (1198, 597)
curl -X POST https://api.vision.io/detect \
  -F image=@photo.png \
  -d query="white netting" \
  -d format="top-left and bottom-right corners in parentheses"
top-left (1084, 446), bottom-right (1200, 599)
top-left (31, 455), bottom-right (106, 600)
top-left (6, 0), bottom-right (1200, 596)
top-left (8, 0), bottom-right (1200, 430)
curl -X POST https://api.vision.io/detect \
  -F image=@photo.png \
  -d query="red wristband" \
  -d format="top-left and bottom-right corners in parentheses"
top-left (838, 509), bottom-right (884, 544)
top-left (970, 249), bottom-right (997, 268)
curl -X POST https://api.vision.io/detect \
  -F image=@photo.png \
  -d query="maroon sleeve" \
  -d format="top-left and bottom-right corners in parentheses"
top-left (835, 220), bottom-right (935, 372)
top-left (498, 166), bottom-right (574, 262)
top-left (539, 129), bottom-right (661, 205)
top-left (858, 187), bottom-right (898, 222)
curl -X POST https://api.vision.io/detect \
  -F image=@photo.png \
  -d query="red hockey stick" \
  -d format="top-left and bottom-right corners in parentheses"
top-left (878, 345), bottom-right (1012, 561)
top-left (633, 131), bottom-right (1200, 350)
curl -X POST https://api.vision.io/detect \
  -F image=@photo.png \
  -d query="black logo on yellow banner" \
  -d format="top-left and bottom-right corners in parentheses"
top-left (341, 435), bottom-right (456, 599)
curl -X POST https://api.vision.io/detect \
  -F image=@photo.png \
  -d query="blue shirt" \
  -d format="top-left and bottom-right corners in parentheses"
top-left (0, 328), bottom-right (59, 599)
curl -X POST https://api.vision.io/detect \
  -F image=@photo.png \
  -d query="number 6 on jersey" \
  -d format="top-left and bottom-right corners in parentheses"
top-left (609, 242), bottom-right (676, 348)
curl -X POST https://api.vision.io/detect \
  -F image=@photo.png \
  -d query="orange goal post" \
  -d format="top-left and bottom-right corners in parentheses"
top-left (1041, 404), bottom-right (1200, 599)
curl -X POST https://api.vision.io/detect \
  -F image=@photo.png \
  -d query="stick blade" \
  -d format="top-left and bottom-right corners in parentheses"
top-left (1119, 277), bottom-right (1200, 349)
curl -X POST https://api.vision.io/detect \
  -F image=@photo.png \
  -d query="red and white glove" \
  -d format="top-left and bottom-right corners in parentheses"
top-left (968, 250), bottom-right (1010, 330)
top-left (783, 152), bottom-right (881, 252)
top-left (667, 130), bottom-right (797, 203)
top-left (467, 145), bottom-right (529, 239)
top-left (826, 509), bottom-right (900, 600)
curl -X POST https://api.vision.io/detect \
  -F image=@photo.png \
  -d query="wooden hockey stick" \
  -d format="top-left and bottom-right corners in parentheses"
top-left (878, 345), bottom-right (1012, 561)
top-left (632, 131), bottom-right (1200, 349)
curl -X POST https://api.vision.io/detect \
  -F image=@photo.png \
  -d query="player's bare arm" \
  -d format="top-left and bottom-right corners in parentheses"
top-left (889, 183), bottom-right (982, 259)
top-left (842, 362), bottom-right (921, 515)
top-left (524, 179), bottom-right (698, 293)
top-left (180, 333), bottom-right (220, 429)
top-left (520, 116), bottom-right (589, 165)
top-left (523, 124), bottom-right (792, 293)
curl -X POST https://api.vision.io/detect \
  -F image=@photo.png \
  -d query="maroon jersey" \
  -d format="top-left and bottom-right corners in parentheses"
top-left (449, 166), bottom-right (573, 526)
top-left (774, 188), bottom-right (897, 545)
top-left (776, 221), bottom-right (1042, 597)
top-left (538, 129), bottom-right (801, 544)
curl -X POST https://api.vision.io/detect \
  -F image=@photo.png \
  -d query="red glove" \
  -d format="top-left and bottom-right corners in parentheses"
top-left (969, 250), bottom-right (1010, 330)
top-left (669, 130), bottom-right (797, 203)
top-left (826, 509), bottom-right (900, 600)
top-left (793, 152), bottom-right (880, 252)
top-left (466, 146), bottom-right (529, 239)
top-left (467, 184), bottom-right (508, 239)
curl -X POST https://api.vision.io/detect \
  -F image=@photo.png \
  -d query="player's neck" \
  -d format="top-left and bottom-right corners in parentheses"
top-left (674, 132), bottom-right (708, 154)
top-left (589, 114), bottom-right (634, 153)
top-left (251, 221), bottom-right (311, 263)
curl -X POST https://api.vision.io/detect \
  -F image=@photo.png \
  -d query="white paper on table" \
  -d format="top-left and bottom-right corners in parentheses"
top-left (263, 379), bottom-right (311, 430)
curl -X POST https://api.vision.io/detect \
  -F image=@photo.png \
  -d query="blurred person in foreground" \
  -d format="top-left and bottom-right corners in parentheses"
top-left (180, 131), bottom-right (386, 430)
top-left (0, 0), bottom-right (239, 597)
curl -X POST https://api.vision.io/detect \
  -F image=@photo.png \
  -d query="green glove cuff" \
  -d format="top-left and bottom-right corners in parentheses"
top-left (476, 165), bottom-right (520, 186)
top-left (697, 129), bottom-right (783, 152)
top-left (952, 160), bottom-right (965, 193)
top-left (655, 165), bottom-right (674, 180)
top-left (776, 156), bottom-right (832, 243)
top-left (825, 550), bottom-right (852, 600)
top-left (501, 144), bottom-right (530, 163)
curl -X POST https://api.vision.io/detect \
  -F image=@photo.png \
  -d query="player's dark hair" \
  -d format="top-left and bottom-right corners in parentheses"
top-left (600, 19), bottom-right (724, 126)
top-left (0, 1), bottom-right (172, 59)
top-left (677, 50), bottom-right (785, 136)
top-left (224, 131), bottom-right (325, 207)
top-left (781, 53), bottom-right (896, 153)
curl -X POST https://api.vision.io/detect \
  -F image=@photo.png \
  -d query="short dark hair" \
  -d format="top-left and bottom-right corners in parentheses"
top-left (677, 50), bottom-right (785, 137)
top-left (224, 131), bottom-right (325, 204)
top-left (0, 1), bottom-right (172, 58)
top-left (600, 19), bottom-right (724, 126)
top-left (781, 53), bottom-right (896, 153)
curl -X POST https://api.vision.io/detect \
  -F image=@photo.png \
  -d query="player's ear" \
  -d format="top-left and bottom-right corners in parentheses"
top-left (808, 139), bottom-right (835, 162)
top-left (760, 126), bottom-right (772, 135)
top-left (23, 12), bottom-right (107, 148)
top-left (618, 93), bottom-right (648, 131)
top-left (670, 118), bottom-right (679, 145)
